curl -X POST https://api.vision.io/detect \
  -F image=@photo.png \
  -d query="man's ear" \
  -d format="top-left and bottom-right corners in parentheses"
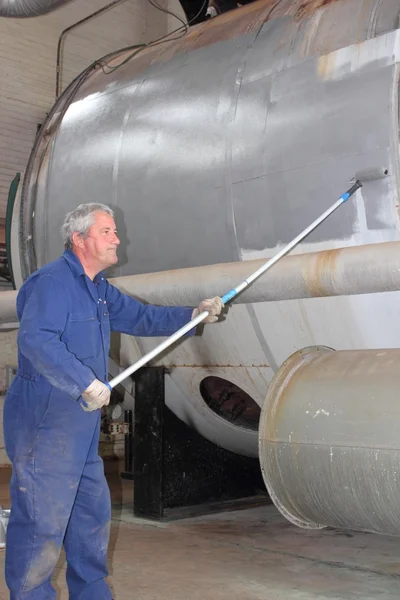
top-left (72, 231), bottom-right (83, 248)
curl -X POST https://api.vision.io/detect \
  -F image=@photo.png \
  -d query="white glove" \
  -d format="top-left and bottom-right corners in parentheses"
top-left (81, 379), bottom-right (111, 412)
top-left (191, 296), bottom-right (224, 323)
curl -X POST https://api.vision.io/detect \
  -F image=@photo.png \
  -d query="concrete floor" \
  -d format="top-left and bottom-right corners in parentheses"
top-left (1, 463), bottom-right (400, 599)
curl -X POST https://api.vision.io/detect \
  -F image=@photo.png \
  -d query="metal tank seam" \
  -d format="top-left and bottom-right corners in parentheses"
top-left (225, 0), bottom-right (282, 260)
top-left (112, 79), bottom-right (154, 360)
top-left (228, 10), bottom-right (281, 374)
top-left (389, 60), bottom-right (400, 232)
top-left (111, 81), bottom-right (144, 278)
top-left (367, 0), bottom-right (384, 39)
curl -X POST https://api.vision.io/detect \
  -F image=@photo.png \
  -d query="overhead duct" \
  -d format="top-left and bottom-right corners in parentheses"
top-left (0, 0), bottom-right (75, 17)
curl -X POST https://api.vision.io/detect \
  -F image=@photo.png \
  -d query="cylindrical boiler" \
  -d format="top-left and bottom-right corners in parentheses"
top-left (14, 0), bottom-right (400, 458)
top-left (259, 346), bottom-right (400, 536)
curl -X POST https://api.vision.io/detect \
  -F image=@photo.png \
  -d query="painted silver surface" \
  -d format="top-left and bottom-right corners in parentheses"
top-left (15, 0), bottom-right (400, 456)
top-left (259, 345), bottom-right (400, 536)
top-left (25, 0), bottom-right (400, 277)
top-left (0, 0), bottom-right (75, 17)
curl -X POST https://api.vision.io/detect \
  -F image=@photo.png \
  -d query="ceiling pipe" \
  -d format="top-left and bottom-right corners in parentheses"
top-left (55, 0), bottom-right (128, 98)
top-left (0, 0), bottom-right (76, 18)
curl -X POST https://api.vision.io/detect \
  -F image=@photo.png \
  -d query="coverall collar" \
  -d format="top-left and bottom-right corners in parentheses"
top-left (62, 250), bottom-right (105, 283)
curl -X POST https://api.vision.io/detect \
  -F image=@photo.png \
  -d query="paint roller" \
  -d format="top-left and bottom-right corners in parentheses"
top-left (106, 166), bottom-right (389, 390)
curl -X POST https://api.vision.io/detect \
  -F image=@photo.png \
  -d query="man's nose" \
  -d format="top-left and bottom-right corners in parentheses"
top-left (112, 233), bottom-right (120, 245)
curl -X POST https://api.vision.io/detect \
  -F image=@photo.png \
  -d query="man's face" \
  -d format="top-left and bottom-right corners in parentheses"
top-left (77, 211), bottom-right (120, 270)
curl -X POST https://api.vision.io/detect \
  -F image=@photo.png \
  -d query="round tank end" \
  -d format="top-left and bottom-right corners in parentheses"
top-left (259, 345), bottom-right (334, 530)
top-left (259, 345), bottom-right (400, 536)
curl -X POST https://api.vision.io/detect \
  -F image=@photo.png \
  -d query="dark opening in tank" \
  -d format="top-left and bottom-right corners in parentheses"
top-left (199, 376), bottom-right (260, 431)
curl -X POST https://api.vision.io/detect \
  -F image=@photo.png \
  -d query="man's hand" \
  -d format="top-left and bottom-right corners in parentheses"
top-left (191, 296), bottom-right (224, 323)
top-left (81, 379), bottom-right (111, 412)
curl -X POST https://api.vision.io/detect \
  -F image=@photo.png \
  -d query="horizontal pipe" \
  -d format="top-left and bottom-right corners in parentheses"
top-left (109, 241), bottom-right (400, 307)
top-left (2, 241), bottom-right (400, 324)
top-left (0, 0), bottom-right (74, 17)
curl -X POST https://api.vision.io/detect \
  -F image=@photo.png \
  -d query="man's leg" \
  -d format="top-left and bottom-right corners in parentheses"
top-left (64, 423), bottom-right (112, 600)
top-left (5, 454), bottom-right (82, 599)
top-left (4, 384), bottom-right (99, 600)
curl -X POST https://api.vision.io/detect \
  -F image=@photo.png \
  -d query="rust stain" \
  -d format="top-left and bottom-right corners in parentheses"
top-left (303, 247), bottom-right (338, 297)
top-left (301, 0), bottom-right (342, 63)
top-left (295, 0), bottom-right (339, 20)
top-left (317, 51), bottom-right (337, 80)
top-left (265, 363), bottom-right (300, 441)
top-left (181, 0), bottom-right (338, 53)
top-left (181, 0), bottom-right (278, 51)
top-left (37, 142), bottom-right (52, 186)
top-left (264, 349), bottom-right (322, 442)
top-left (88, 0), bottom-right (342, 82)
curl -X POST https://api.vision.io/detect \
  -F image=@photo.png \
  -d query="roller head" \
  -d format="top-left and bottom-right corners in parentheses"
top-left (352, 167), bottom-right (389, 183)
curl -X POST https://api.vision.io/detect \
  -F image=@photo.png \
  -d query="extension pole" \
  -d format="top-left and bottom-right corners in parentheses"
top-left (107, 166), bottom-right (388, 389)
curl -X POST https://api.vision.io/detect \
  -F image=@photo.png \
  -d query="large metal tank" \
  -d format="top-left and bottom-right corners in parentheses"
top-left (259, 345), bottom-right (400, 535)
top-left (17, 0), bottom-right (400, 457)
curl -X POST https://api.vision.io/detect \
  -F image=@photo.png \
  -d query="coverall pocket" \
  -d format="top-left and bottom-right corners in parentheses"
top-left (4, 378), bottom-right (52, 460)
top-left (66, 315), bottom-right (96, 359)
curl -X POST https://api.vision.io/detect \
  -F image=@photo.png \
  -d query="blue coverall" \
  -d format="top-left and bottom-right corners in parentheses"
top-left (3, 250), bottom-right (194, 599)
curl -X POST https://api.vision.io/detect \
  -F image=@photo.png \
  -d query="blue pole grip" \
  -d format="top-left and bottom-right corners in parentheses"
top-left (105, 381), bottom-right (112, 391)
top-left (341, 180), bottom-right (362, 203)
top-left (222, 288), bottom-right (238, 304)
top-left (340, 192), bottom-right (350, 202)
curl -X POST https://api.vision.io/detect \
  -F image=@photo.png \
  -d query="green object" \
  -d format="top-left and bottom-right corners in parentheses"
top-left (6, 172), bottom-right (20, 290)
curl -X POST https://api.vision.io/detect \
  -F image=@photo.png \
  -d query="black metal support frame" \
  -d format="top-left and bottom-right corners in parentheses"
top-left (131, 366), bottom-right (269, 520)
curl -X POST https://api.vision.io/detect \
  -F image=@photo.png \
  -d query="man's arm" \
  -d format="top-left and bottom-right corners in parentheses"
top-left (18, 274), bottom-right (96, 399)
top-left (105, 282), bottom-right (195, 337)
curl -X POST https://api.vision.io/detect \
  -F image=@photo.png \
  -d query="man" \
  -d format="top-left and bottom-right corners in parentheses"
top-left (3, 203), bottom-right (223, 599)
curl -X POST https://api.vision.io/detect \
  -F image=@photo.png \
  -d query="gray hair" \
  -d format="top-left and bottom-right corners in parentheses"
top-left (61, 203), bottom-right (114, 250)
